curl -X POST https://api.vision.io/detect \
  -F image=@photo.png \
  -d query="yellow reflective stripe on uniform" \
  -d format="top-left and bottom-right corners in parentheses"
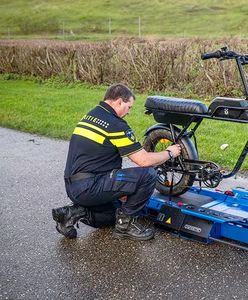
top-left (110, 137), bottom-right (134, 147)
top-left (73, 127), bottom-right (105, 144)
top-left (78, 122), bottom-right (125, 137)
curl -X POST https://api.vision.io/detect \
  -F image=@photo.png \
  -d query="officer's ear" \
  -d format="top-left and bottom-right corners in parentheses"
top-left (116, 97), bottom-right (123, 107)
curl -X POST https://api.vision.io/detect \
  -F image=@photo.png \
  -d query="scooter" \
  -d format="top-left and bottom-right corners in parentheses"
top-left (144, 47), bottom-right (248, 196)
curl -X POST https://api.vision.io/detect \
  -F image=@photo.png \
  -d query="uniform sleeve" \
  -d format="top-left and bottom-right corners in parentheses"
top-left (109, 123), bottom-right (142, 157)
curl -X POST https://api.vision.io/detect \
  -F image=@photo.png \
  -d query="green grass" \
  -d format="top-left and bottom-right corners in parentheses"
top-left (0, 75), bottom-right (247, 171)
top-left (1, 0), bottom-right (248, 39)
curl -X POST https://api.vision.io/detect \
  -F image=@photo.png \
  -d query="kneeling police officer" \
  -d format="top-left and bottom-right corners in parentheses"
top-left (52, 83), bottom-right (181, 241)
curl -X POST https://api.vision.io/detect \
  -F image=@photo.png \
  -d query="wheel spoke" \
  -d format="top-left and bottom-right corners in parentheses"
top-left (143, 128), bottom-right (196, 196)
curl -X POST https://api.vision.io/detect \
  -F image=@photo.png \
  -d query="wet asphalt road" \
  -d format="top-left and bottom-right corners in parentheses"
top-left (1, 127), bottom-right (248, 300)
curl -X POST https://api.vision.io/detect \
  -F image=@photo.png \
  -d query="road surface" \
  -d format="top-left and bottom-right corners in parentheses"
top-left (1, 127), bottom-right (248, 300)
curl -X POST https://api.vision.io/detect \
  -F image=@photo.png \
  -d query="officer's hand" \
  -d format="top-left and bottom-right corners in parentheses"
top-left (166, 144), bottom-right (181, 158)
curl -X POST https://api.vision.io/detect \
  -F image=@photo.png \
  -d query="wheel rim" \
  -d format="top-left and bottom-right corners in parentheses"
top-left (151, 137), bottom-right (184, 188)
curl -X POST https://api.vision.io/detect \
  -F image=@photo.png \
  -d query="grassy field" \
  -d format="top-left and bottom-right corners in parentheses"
top-left (1, 75), bottom-right (247, 171)
top-left (0, 0), bottom-right (248, 39)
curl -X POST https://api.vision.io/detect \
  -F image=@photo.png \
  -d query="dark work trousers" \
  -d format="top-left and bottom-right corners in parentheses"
top-left (65, 167), bottom-right (157, 228)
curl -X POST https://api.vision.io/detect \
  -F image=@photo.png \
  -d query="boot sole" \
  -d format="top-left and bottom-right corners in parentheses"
top-left (113, 231), bottom-right (154, 241)
top-left (55, 225), bottom-right (77, 239)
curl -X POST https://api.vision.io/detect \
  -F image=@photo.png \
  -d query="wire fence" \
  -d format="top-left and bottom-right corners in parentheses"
top-left (1, 17), bottom-right (144, 40)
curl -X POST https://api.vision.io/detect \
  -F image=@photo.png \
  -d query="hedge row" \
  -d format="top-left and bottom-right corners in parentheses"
top-left (0, 38), bottom-right (248, 97)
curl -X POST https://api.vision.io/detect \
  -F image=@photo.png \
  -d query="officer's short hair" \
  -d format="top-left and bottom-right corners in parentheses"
top-left (104, 84), bottom-right (135, 103)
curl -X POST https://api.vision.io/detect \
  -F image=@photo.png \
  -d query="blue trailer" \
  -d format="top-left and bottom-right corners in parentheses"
top-left (145, 186), bottom-right (248, 250)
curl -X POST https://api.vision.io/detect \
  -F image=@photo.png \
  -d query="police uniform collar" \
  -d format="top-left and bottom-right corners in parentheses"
top-left (99, 101), bottom-right (118, 116)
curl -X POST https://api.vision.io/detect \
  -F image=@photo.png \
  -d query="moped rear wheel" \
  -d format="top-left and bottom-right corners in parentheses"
top-left (143, 128), bottom-right (197, 196)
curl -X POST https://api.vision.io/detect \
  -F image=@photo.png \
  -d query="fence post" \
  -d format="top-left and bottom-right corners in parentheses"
top-left (108, 17), bottom-right (112, 36)
top-left (138, 16), bottom-right (141, 38)
top-left (62, 22), bottom-right (65, 39)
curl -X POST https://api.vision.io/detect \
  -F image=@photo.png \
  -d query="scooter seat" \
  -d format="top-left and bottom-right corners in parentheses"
top-left (145, 96), bottom-right (208, 114)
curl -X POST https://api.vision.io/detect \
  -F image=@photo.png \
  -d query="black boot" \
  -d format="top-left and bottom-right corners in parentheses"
top-left (52, 204), bottom-right (88, 239)
top-left (113, 209), bottom-right (154, 241)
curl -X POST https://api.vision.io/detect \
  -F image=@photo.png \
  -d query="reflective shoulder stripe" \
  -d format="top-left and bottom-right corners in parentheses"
top-left (109, 137), bottom-right (134, 147)
top-left (78, 122), bottom-right (125, 137)
top-left (107, 132), bottom-right (125, 137)
top-left (73, 127), bottom-right (105, 144)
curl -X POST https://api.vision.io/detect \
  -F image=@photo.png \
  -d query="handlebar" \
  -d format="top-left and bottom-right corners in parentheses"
top-left (201, 47), bottom-right (248, 98)
top-left (201, 47), bottom-right (248, 64)
top-left (201, 50), bottom-right (223, 60)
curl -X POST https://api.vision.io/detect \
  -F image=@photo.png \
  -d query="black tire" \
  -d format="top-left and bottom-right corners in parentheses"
top-left (143, 128), bottom-right (197, 196)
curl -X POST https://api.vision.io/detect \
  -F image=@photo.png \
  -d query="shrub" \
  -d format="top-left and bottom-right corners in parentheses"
top-left (0, 38), bottom-right (247, 98)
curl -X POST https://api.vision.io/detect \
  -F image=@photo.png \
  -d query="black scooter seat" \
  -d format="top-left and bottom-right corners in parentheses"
top-left (145, 96), bottom-right (208, 114)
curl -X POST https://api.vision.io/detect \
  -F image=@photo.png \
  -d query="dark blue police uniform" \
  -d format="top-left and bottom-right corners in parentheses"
top-left (64, 101), bottom-right (157, 227)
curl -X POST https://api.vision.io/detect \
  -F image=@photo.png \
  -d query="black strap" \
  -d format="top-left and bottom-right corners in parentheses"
top-left (67, 172), bottom-right (95, 183)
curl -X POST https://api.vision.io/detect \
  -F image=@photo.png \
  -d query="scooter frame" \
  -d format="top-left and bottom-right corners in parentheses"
top-left (144, 48), bottom-right (248, 188)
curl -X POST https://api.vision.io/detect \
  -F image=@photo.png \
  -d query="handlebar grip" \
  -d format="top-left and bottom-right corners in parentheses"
top-left (201, 50), bottom-right (222, 60)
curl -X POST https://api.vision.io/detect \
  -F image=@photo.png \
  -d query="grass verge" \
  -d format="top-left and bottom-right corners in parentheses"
top-left (0, 75), bottom-right (247, 171)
